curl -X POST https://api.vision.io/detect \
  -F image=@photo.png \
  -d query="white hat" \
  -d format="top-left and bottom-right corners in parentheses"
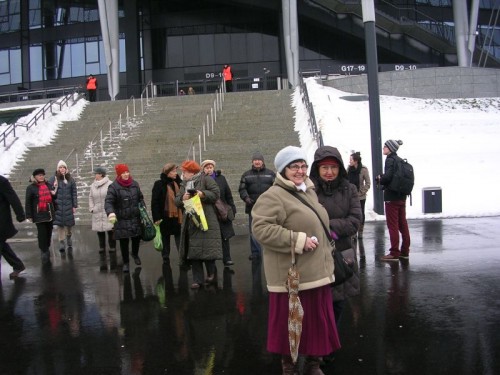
top-left (57, 160), bottom-right (68, 169)
top-left (274, 146), bottom-right (307, 173)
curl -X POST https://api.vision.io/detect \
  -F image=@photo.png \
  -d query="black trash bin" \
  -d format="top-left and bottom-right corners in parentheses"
top-left (422, 187), bottom-right (442, 214)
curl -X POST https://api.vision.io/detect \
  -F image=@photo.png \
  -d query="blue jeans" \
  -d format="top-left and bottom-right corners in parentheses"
top-left (248, 215), bottom-right (262, 256)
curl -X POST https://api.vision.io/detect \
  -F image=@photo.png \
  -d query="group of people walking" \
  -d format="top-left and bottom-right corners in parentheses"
top-left (1, 139), bottom-right (412, 375)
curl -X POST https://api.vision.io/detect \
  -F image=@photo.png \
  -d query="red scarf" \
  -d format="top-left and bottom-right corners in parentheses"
top-left (117, 176), bottom-right (134, 187)
top-left (37, 182), bottom-right (52, 211)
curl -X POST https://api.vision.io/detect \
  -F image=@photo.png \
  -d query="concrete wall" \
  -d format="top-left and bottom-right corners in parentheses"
top-left (324, 67), bottom-right (500, 99)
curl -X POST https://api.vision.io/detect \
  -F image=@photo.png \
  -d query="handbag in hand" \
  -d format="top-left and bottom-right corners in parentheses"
top-left (139, 201), bottom-right (155, 242)
top-left (278, 186), bottom-right (354, 286)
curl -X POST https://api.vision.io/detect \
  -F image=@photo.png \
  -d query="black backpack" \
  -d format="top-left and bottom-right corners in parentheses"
top-left (388, 156), bottom-right (415, 196)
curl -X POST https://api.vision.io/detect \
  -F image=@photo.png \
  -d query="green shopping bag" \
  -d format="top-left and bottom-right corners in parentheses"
top-left (154, 221), bottom-right (163, 251)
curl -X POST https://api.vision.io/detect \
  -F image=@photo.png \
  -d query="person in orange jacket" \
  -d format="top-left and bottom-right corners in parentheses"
top-left (222, 64), bottom-right (233, 92)
top-left (86, 74), bottom-right (98, 102)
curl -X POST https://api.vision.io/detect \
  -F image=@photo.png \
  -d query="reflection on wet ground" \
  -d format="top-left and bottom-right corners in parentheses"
top-left (1, 217), bottom-right (499, 374)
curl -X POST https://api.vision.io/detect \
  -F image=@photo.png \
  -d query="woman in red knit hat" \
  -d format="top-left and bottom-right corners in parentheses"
top-left (175, 160), bottom-right (222, 289)
top-left (105, 164), bottom-right (145, 273)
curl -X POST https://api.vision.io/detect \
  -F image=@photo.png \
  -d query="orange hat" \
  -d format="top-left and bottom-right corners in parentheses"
top-left (180, 160), bottom-right (201, 173)
top-left (115, 164), bottom-right (129, 176)
top-left (318, 157), bottom-right (339, 167)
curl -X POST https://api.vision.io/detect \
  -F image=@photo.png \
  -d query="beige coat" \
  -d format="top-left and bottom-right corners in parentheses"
top-left (89, 176), bottom-right (113, 232)
top-left (358, 165), bottom-right (371, 201)
top-left (251, 174), bottom-right (335, 293)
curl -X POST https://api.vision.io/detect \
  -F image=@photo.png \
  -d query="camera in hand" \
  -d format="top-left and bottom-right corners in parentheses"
top-left (187, 189), bottom-right (197, 196)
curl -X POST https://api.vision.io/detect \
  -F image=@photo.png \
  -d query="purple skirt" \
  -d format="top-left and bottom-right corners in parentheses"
top-left (267, 285), bottom-right (341, 356)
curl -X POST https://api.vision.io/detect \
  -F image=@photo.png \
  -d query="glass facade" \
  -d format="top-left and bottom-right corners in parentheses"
top-left (0, 0), bottom-right (21, 33)
top-left (0, 0), bottom-right (499, 93)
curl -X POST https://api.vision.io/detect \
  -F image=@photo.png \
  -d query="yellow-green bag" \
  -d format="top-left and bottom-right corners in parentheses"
top-left (154, 221), bottom-right (163, 251)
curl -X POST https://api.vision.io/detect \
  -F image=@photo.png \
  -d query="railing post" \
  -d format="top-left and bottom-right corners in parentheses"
top-left (213, 101), bottom-right (217, 123)
top-left (210, 108), bottom-right (214, 134)
top-left (126, 106), bottom-right (130, 125)
top-left (198, 134), bottom-right (202, 164)
top-left (202, 123), bottom-right (206, 151)
top-left (133, 97), bottom-right (136, 117)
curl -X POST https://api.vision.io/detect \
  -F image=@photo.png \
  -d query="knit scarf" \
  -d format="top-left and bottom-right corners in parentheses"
top-left (165, 180), bottom-right (183, 223)
top-left (37, 182), bottom-right (52, 211)
top-left (116, 176), bottom-right (133, 187)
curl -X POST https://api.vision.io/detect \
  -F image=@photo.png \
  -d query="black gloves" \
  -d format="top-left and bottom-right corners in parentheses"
top-left (17, 214), bottom-right (26, 222)
top-left (244, 197), bottom-right (254, 206)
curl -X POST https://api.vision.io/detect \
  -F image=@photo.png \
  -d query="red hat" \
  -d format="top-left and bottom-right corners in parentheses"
top-left (318, 157), bottom-right (339, 167)
top-left (115, 164), bottom-right (129, 176)
top-left (180, 160), bottom-right (201, 173)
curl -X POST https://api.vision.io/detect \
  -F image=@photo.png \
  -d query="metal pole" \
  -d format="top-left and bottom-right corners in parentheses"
top-left (203, 123), bottom-right (206, 151)
top-left (198, 135), bottom-right (202, 164)
top-left (214, 101), bottom-right (217, 123)
top-left (362, 0), bottom-right (384, 215)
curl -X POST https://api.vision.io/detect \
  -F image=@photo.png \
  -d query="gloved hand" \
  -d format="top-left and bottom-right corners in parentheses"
top-left (330, 230), bottom-right (339, 240)
top-left (244, 197), bottom-right (254, 206)
top-left (25, 218), bottom-right (32, 223)
top-left (108, 213), bottom-right (117, 224)
top-left (17, 214), bottom-right (26, 222)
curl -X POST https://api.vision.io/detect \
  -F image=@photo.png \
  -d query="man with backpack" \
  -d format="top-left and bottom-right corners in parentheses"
top-left (376, 139), bottom-right (412, 261)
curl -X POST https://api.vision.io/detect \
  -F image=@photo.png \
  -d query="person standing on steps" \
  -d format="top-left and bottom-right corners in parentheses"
top-left (201, 159), bottom-right (237, 267)
top-left (238, 152), bottom-right (275, 260)
top-left (222, 64), bottom-right (233, 92)
top-left (86, 74), bottom-right (98, 102)
top-left (0, 175), bottom-right (27, 279)
top-left (89, 166), bottom-right (116, 255)
top-left (151, 163), bottom-right (183, 264)
top-left (49, 160), bottom-right (78, 253)
top-left (376, 139), bottom-right (411, 261)
top-left (25, 168), bottom-right (57, 264)
top-left (347, 151), bottom-right (371, 239)
top-left (105, 164), bottom-right (144, 273)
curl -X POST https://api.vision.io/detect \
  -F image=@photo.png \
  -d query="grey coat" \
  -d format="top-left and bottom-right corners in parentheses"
top-left (49, 174), bottom-right (78, 227)
top-left (175, 173), bottom-right (222, 261)
top-left (89, 176), bottom-right (113, 232)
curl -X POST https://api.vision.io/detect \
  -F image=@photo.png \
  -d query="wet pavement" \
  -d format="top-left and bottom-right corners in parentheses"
top-left (1, 217), bottom-right (500, 375)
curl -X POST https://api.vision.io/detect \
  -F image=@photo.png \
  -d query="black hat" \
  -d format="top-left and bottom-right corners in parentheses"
top-left (252, 152), bottom-right (264, 162)
top-left (32, 168), bottom-right (45, 176)
top-left (93, 166), bottom-right (107, 176)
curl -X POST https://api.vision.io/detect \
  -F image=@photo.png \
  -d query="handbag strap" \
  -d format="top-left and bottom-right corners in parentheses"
top-left (290, 231), bottom-right (296, 265)
top-left (278, 185), bottom-right (335, 247)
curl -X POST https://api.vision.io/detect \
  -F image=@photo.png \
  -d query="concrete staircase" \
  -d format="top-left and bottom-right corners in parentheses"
top-left (8, 90), bottom-right (299, 230)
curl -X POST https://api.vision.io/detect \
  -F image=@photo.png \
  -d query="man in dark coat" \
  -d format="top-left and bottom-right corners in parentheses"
top-left (376, 139), bottom-right (411, 261)
top-left (238, 152), bottom-right (275, 260)
top-left (0, 175), bottom-right (27, 278)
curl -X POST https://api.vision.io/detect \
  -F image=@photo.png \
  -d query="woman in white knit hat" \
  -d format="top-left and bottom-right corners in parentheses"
top-left (49, 160), bottom-right (78, 252)
top-left (252, 145), bottom-right (340, 374)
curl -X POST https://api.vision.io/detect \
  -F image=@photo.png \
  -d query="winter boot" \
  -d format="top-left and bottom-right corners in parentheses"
top-left (59, 240), bottom-right (66, 252)
top-left (281, 355), bottom-right (298, 375)
top-left (304, 356), bottom-right (324, 375)
top-left (66, 235), bottom-right (73, 250)
top-left (358, 224), bottom-right (364, 239)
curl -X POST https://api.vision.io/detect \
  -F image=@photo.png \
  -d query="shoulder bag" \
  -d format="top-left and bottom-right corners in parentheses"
top-left (279, 186), bottom-right (354, 287)
top-left (139, 201), bottom-right (155, 241)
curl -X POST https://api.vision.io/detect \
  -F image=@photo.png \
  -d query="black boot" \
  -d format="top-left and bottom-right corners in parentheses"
top-left (304, 356), bottom-right (324, 375)
top-left (281, 355), bottom-right (298, 375)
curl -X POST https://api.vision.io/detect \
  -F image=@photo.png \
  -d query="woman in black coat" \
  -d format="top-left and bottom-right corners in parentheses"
top-left (151, 163), bottom-right (183, 264)
top-left (309, 146), bottom-right (362, 328)
top-left (105, 164), bottom-right (144, 273)
top-left (1, 175), bottom-right (26, 278)
top-left (201, 160), bottom-right (236, 267)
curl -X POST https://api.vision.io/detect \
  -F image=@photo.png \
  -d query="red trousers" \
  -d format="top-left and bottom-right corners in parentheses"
top-left (385, 200), bottom-right (411, 256)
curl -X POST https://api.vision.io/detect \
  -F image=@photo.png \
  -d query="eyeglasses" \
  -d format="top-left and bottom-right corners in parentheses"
top-left (287, 164), bottom-right (308, 172)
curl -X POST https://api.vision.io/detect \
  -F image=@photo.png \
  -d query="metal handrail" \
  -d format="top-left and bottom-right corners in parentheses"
top-left (299, 72), bottom-right (323, 148)
top-left (1, 91), bottom-right (81, 148)
top-left (0, 85), bottom-right (81, 103)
